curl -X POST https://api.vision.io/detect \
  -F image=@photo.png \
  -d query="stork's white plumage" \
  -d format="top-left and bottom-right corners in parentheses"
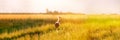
top-left (55, 16), bottom-right (61, 28)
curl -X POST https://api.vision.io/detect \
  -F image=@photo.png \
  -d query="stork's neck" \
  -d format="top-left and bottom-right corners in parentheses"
top-left (57, 17), bottom-right (60, 22)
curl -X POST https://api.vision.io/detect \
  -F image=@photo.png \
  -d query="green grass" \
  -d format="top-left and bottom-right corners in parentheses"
top-left (0, 14), bottom-right (120, 40)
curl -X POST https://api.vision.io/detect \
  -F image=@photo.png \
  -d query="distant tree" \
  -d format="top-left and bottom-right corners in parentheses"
top-left (53, 10), bottom-right (59, 14)
top-left (46, 8), bottom-right (49, 13)
top-left (46, 8), bottom-right (62, 14)
top-left (46, 9), bottom-right (53, 14)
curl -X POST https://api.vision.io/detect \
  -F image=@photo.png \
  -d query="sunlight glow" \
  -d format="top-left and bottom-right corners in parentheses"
top-left (0, 0), bottom-right (120, 14)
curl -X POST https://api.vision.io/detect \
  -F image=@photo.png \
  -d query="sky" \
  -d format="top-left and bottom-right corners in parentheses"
top-left (0, 0), bottom-right (120, 14)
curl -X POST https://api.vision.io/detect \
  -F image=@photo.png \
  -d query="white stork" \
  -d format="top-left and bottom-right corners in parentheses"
top-left (55, 16), bottom-right (61, 28)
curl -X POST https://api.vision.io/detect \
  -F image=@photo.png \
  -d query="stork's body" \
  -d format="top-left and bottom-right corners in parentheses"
top-left (55, 16), bottom-right (60, 28)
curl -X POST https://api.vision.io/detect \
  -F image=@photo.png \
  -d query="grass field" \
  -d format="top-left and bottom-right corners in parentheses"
top-left (0, 14), bottom-right (120, 40)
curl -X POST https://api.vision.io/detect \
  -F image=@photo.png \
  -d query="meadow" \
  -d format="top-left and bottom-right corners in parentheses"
top-left (0, 14), bottom-right (120, 40)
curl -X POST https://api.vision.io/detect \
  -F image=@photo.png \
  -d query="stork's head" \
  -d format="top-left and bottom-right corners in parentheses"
top-left (57, 16), bottom-right (61, 19)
